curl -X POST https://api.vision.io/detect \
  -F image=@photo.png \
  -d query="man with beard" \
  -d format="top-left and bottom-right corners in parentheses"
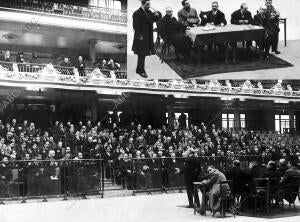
top-left (178, 0), bottom-right (200, 27)
top-left (132, 0), bottom-right (161, 78)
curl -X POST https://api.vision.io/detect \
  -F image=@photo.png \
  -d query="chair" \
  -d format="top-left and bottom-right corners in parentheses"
top-left (220, 180), bottom-right (235, 217)
top-left (251, 178), bottom-right (270, 215)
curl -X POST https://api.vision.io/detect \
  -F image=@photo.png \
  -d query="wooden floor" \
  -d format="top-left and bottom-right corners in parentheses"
top-left (1, 193), bottom-right (300, 222)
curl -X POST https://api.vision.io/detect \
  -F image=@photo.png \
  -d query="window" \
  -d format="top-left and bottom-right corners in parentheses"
top-left (240, 114), bottom-right (246, 129)
top-left (275, 115), bottom-right (295, 133)
top-left (222, 113), bottom-right (234, 129)
top-left (174, 113), bottom-right (189, 129)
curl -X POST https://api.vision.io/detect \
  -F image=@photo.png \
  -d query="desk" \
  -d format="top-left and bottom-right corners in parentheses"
top-left (193, 182), bottom-right (207, 216)
top-left (186, 24), bottom-right (265, 64)
top-left (279, 18), bottom-right (287, 47)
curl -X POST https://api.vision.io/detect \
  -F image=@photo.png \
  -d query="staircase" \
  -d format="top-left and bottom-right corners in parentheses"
top-left (102, 178), bottom-right (133, 198)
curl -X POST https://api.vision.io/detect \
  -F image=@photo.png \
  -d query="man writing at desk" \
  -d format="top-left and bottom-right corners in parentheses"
top-left (178, 0), bottom-right (200, 27)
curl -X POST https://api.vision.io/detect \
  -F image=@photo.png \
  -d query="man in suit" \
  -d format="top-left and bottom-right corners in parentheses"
top-left (225, 160), bottom-right (253, 200)
top-left (202, 1), bottom-right (227, 26)
top-left (159, 7), bottom-right (193, 60)
top-left (132, 0), bottom-right (161, 78)
top-left (253, 5), bottom-right (272, 59)
top-left (177, 0), bottom-right (200, 27)
top-left (181, 148), bottom-right (201, 208)
top-left (265, 0), bottom-right (281, 54)
top-left (231, 3), bottom-right (253, 53)
top-left (75, 56), bottom-right (86, 76)
top-left (231, 3), bottom-right (252, 25)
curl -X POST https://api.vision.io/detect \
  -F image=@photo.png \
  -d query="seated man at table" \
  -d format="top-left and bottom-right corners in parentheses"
top-left (198, 165), bottom-right (229, 216)
top-left (253, 5), bottom-right (271, 59)
top-left (201, 1), bottom-right (227, 26)
top-left (231, 3), bottom-right (253, 52)
top-left (178, 0), bottom-right (200, 27)
top-left (159, 7), bottom-right (193, 60)
top-left (265, 0), bottom-right (281, 54)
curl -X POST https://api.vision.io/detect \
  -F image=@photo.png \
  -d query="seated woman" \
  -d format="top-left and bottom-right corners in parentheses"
top-left (158, 7), bottom-right (193, 60)
top-left (198, 165), bottom-right (229, 216)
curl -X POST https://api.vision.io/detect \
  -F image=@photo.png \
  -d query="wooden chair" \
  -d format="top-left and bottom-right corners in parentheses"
top-left (220, 180), bottom-right (235, 217)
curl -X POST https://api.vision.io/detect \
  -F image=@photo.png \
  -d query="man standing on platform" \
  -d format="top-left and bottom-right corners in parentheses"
top-left (265, 0), bottom-right (281, 54)
top-left (181, 149), bottom-right (201, 208)
top-left (132, 0), bottom-right (161, 78)
top-left (178, 0), bottom-right (200, 27)
top-left (253, 5), bottom-right (271, 59)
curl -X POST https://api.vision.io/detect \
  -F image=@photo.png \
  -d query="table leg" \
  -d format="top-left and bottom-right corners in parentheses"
top-left (194, 185), bottom-right (196, 215)
top-left (204, 186), bottom-right (206, 216)
top-left (284, 20), bottom-right (287, 47)
top-left (225, 42), bottom-right (229, 64)
top-left (232, 42), bottom-right (237, 64)
top-left (197, 45), bottom-right (203, 65)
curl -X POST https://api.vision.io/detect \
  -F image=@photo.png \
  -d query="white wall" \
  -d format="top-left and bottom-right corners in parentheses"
top-left (127, 0), bottom-right (300, 53)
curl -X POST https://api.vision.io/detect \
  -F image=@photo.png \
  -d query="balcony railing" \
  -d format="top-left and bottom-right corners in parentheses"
top-left (0, 0), bottom-right (127, 24)
top-left (1, 61), bottom-right (300, 99)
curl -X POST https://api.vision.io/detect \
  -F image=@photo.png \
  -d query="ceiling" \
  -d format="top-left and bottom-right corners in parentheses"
top-left (0, 20), bottom-right (127, 55)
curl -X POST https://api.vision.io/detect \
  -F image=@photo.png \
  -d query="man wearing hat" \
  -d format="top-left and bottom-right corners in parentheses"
top-left (178, 0), bottom-right (200, 27)
top-left (132, 0), bottom-right (161, 78)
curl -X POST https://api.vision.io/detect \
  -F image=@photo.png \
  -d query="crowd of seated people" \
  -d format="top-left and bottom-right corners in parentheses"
top-left (0, 115), bottom-right (299, 197)
top-left (157, 0), bottom-right (281, 60)
top-left (0, 50), bottom-right (122, 76)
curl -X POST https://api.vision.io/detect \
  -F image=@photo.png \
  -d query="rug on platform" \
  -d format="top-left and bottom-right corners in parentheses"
top-left (155, 46), bottom-right (293, 79)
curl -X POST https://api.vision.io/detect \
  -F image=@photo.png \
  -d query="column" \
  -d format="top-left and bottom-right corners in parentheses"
top-left (234, 108), bottom-right (241, 131)
top-left (91, 102), bottom-right (98, 123)
top-left (88, 39), bottom-right (97, 65)
top-left (289, 111), bottom-right (295, 133)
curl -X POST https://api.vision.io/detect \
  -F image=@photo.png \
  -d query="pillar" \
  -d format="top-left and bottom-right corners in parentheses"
top-left (289, 111), bottom-right (295, 133)
top-left (88, 39), bottom-right (97, 65)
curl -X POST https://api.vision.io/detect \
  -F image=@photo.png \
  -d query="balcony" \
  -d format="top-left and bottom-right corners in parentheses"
top-left (0, 61), bottom-right (299, 101)
top-left (0, 1), bottom-right (127, 24)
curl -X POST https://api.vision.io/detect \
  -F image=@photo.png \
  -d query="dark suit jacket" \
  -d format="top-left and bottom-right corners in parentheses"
top-left (231, 9), bottom-right (252, 25)
top-left (226, 166), bottom-right (253, 196)
top-left (206, 10), bottom-right (227, 26)
top-left (182, 155), bottom-right (201, 184)
top-left (132, 7), bottom-right (160, 56)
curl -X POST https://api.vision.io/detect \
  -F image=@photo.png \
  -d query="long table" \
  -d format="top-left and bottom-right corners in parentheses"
top-left (186, 24), bottom-right (265, 64)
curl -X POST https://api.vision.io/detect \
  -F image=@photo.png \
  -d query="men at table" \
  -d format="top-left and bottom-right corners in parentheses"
top-left (253, 5), bottom-right (271, 59)
top-left (201, 1), bottom-right (227, 26)
top-left (132, 0), bottom-right (161, 78)
top-left (159, 7), bottom-right (193, 60)
top-left (178, 0), bottom-right (200, 27)
top-left (265, 0), bottom-right (281, 54)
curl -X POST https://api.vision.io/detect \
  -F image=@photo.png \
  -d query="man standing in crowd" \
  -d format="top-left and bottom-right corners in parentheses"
top-left (132, 0), bottom-right (161, 78)
top-left (265, 0), bottom-right (281, 54)
top-left (178, 0), bottom-right (200, 27)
